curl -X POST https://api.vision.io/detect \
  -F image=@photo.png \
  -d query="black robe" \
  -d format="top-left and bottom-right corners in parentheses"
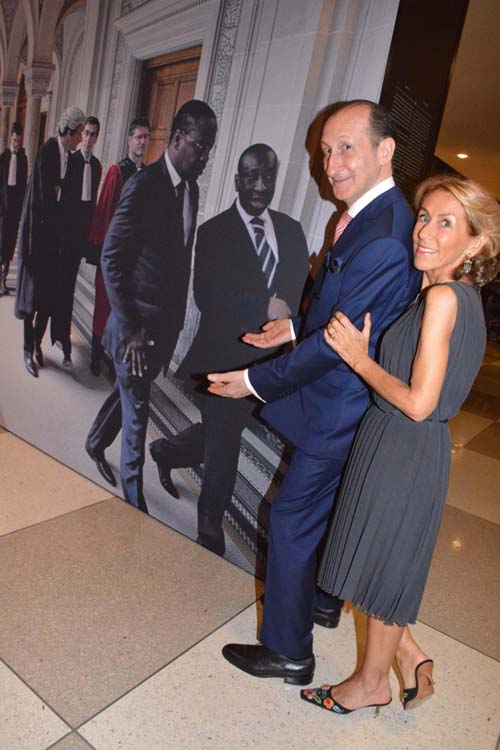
top-left (60, 149), bottom-right (102, 264)
top-left (0, 146), bottom-right (28, 264)
top-left (15, 137), bottom-right (65, 320)
top-left (54, 149), bottom-right (102, 345)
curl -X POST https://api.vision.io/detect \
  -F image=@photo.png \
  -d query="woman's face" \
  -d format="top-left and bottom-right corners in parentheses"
top-left (413, 189), bottom-right (479, 282)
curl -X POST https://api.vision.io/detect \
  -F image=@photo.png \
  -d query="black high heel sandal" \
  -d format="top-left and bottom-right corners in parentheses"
top-left (301, 685), bottom-right (391, 715)
top-left (402, 659), bottom-right (434, 710)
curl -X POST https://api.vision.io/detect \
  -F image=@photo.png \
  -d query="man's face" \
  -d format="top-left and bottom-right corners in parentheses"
top-left (320, 106), bottom-right (393, 208)
top-left (128, 126), bottom-right (150, 161)
top-left (69, 123), bottom-right (84, 150)
top-left (170, 118), bottom-right (216, 180)
top-left (10, 132), bottom-right (21, 151)
top-left (235, 150), bottom-right (278, 216)
top-left (81, 123), bottom-right (99, 156)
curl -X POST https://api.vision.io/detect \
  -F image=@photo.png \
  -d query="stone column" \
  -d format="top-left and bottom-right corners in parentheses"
top-left (23, 63), bottom-right (54, 170)
top-left (0, 83), bottom-right (18, 152)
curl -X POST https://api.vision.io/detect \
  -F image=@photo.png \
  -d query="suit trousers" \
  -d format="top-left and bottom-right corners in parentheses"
top-left (23, 309), bottom-right (55, 356)
top-left (86, 340), bottom-right (165, 509)
top-left (260, 448), bottom-right (345, 660)
top-left (56, 249), bottom-right (83, 355)
top-left (152, 394), bottom-right (246, 555)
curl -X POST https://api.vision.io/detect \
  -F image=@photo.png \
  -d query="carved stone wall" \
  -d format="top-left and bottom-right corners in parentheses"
top-left (197, 0), bottom-right (243, 214)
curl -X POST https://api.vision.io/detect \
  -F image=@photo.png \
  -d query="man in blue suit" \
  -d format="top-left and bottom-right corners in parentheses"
top-left (208, 100), bottom-right (421, 684)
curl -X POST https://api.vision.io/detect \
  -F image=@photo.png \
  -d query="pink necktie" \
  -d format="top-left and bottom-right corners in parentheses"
top-left (333, 211), bottom-right (351, 244)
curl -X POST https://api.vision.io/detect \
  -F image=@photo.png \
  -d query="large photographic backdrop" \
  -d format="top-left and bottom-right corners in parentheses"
top-left (0, 0), bottom-right (409, 575)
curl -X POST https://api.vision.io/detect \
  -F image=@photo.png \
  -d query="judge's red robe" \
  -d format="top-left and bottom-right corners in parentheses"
top-left (90, 158), bottom-right (138, 339)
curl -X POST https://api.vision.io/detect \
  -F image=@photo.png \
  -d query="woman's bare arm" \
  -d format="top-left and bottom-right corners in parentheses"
top-left (325, 285), bottom-right (458, 422)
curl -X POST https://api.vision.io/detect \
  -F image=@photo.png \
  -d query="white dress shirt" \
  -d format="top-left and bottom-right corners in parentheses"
top-left (81, 151), bottom-right (92, 201)
top-left (235, 197), bottom-right (279, 288)
top-left (56, 137), bottom-right (68, 202)
top-left (7, 149), bottom-right (17, 186)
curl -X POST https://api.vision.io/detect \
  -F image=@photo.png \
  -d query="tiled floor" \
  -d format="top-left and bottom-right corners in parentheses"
top-left (0, 340), bottom-right (498, 749)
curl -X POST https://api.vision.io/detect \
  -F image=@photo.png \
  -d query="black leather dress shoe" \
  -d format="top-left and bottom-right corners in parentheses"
top-left (313, 604), bottom-right (341, 629)
top-left (34, 345), bottom-right (44, 367)
top-left (222, 643), bottom-right (315, 685)
top-left (149, 441), bottom-right (180, 499)
top-left (24, 356), bottom-right (38, 378)
top-left (85, 444), bottom-right (117, 486)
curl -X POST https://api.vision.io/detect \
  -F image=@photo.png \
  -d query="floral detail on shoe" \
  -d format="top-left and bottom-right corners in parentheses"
top-left (324, 698), bottom-right (334, 709)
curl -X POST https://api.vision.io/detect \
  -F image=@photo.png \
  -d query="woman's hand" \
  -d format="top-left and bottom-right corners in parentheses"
top-left (324, 311), bottom-right (371, 371)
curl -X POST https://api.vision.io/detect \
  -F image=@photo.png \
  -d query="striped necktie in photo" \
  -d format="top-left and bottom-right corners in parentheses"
top-left (250, 216), bottom-right (276, 288)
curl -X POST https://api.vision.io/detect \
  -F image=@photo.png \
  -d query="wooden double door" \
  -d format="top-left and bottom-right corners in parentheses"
top-left (139, 46), bottom-right (202, 165)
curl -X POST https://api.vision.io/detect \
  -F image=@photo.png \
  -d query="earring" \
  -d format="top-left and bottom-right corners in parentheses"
top-left (463, 251), bottom-right (473, 274)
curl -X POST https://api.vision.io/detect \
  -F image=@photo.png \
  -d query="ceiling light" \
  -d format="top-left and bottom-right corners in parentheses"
top-left (456, 153), bottom-right (469, 159)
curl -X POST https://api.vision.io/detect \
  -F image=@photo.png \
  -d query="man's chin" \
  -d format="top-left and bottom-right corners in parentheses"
top-left (248, 201), bottom-right (267, 214)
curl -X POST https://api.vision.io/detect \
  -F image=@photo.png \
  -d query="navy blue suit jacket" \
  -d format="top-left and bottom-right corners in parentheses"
top-left (249, 186), bottom-right (421, 458)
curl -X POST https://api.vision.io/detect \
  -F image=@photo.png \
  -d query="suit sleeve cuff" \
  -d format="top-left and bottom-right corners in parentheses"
top-left (289, 318), bottom-right (296, 342)
top-left (244, 369), bottom-right (265, 402)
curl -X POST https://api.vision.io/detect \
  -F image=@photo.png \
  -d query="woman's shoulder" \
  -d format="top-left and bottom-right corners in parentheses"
top-left (422, 282), bottom-right (459, 311)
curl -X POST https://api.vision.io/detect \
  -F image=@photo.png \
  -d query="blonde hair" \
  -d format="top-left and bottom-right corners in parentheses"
top-left (414, 174), bottom-right (500, 287)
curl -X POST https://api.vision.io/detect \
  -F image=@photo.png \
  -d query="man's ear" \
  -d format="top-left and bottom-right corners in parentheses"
top-left (172, 130), bottom-right (183, 150)
top-left (234, 173), bottom-right (240, 192)
top-left (378, 136), bottom-right (395, 165)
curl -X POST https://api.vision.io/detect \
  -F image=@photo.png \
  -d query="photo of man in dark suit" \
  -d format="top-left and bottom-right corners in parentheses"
top-left (55, 116), bottom-right (102, 366)
top-left (149, 143), bottom-right (309, 556)
top-left (85, 100), bottom-right (217, 514)
top-left (0, 122), bottom-right (27, 296)
top-left (208, 101), bottom-right (422, 684)
top-left (88, 117), bottom-right (150, 376)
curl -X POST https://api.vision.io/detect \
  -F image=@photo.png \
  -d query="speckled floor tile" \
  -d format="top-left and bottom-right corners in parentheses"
top-left (446, 447), bottom-right (500, 525)
top-left (465, 420), bottom-right (500, 460)
top-left (0, 660), bottom-right (69, 750)
top-left (79, 605), bottom-right (499, 750)
top-left (419, 505), bottom-right (500, 660)
top-left (48, 733), bottom-right (95, 749)
top-left (0, 433), bottom-right (113, 536)
top-left (0, 498), bottom-right (260, 728)
top-left (449, 411), bottom-right (493, 449)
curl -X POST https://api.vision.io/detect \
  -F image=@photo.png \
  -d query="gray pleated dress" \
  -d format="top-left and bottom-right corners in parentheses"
top-left (318, 282), bottom-right (486, 626)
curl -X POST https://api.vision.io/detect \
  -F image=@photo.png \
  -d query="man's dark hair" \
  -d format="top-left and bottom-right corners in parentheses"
top-left (84, 115), bottom-right (100, 137)
top-left (128, 117), bottom-right (150, 136)
top-left (10, 121), bottom-right (22, 136)
top-left (169, 100), bottom-right (217, 143)
top-left (237, 143), bottom-right (278, 173)
top-left (329, 99), bottom-right (396, 146)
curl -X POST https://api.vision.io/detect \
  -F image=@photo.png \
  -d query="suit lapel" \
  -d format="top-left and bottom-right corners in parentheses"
top-left (330, 186), bottom-right (401, 265)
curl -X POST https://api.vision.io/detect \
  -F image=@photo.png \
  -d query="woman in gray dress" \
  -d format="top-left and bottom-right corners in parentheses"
top-left (301, 175), bottom-right (500, 715)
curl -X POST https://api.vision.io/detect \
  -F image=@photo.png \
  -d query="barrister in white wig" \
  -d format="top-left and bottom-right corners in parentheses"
top-left (15, 105), bottom-right (85, 377)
